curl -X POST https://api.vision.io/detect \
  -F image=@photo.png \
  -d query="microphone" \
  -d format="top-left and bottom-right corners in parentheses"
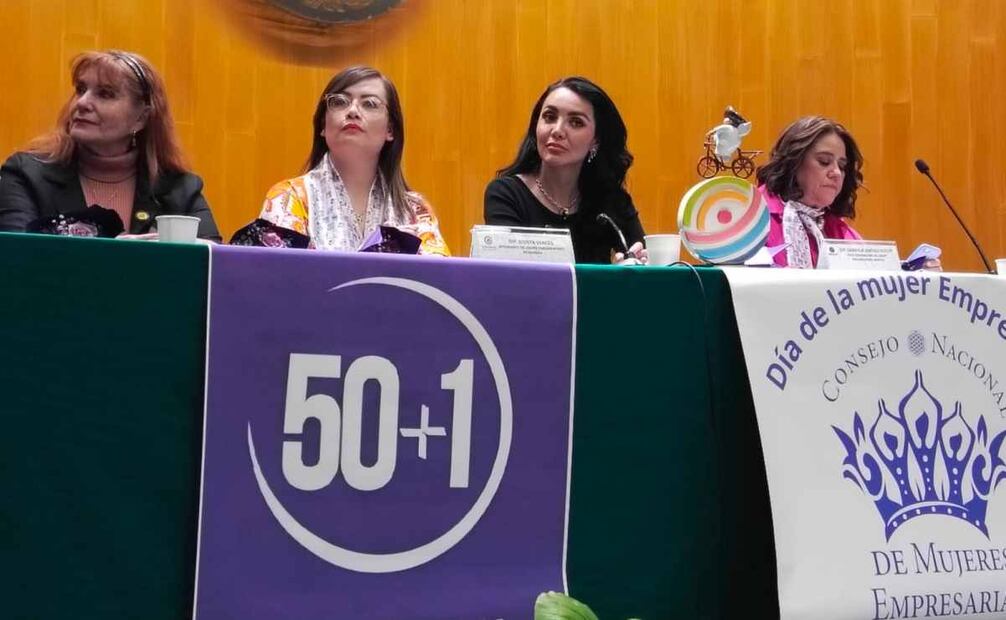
top-left (596, 213), bottom-right (639, 263)
top-left (914, 159), bottom-right (993, 273)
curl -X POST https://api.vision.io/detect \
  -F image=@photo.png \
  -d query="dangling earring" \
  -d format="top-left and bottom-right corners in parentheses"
top-left (130, 130), bottom-right (137, 150)
top-left (587, 144), bottom-right (598, 163)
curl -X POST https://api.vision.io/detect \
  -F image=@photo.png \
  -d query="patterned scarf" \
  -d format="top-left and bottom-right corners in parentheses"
top-left (303, 153), bottom-right (394, 251)
top-left (782, 200), bottom-right (827, 269)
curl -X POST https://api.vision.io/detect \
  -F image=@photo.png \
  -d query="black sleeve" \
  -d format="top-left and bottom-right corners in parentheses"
top-left (0, 153), bottom-right (40, 232)
top-left (623, 212), bottom-right (645, 248)
top-left (617, 192), bottom-right (646, 247)
top-left (160, 172), bottom-right (222, 242)
top-left (183, 176), bottom-right (221, 242)
top-left (483, 177), bottom-right (527, 226)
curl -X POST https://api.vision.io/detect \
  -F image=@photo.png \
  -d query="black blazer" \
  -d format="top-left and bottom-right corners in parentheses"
top-left (0, 152), bottom-right (221, 241)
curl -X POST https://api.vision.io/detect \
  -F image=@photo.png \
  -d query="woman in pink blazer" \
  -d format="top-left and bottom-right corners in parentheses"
top-left (756, 116), bottom-right (863, 268)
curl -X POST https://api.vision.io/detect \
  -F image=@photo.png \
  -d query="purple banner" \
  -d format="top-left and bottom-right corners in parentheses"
top-left (195, 247), bottom-right (575, 619)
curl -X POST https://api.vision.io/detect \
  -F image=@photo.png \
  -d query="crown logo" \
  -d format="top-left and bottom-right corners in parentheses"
top-left (833, 371), bottom-right (1006, 539)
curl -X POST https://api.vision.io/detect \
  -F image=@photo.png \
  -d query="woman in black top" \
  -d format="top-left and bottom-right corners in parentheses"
top-left (484, 76), bottom-right (646, 264)
top-left (0, 50), bottom-right (219, 240)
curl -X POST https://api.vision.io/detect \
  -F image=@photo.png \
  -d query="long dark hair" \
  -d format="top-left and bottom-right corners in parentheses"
top-left (756, 116), bottom-right (864, 218)
top-left (497, 76), bottom-right (633, 213)
top-left (304, 66), bottom-right (411, 220)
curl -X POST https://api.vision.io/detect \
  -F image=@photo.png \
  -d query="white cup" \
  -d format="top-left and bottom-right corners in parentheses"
top-left (156, 215), bottom-right (200, 244)
top-left (644, 234), bottom-right (681, 266)
top-left (996, 258), bottom-right (1006, 276)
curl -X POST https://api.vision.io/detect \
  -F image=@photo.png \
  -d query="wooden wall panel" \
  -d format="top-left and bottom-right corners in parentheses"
top-left (1, 0), bottom-right (1005, 270)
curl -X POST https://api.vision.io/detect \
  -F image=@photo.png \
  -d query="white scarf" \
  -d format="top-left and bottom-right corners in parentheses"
top-left (782, 200), bottom-right (827, 269)
top-left (304, 153), bottom-right (395, 251)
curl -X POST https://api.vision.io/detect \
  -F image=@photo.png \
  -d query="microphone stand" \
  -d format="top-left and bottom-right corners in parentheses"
top-left (596, 213), bottom-right (642, 265)
top-left (914, 159), bottom-right (994, 273)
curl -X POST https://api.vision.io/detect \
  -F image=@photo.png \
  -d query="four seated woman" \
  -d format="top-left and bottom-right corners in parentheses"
top-left (0, 50), bottom-right (220, 240)
top-left (0, 57), bottom-right (947, 267)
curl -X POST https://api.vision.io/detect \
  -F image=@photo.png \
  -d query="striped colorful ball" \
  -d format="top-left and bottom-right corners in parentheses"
top-left (676, 176), bottom-right (769, 264)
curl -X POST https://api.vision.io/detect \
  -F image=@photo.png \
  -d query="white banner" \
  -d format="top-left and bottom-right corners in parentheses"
top-left (725, 268), bottom-right (1006, 620)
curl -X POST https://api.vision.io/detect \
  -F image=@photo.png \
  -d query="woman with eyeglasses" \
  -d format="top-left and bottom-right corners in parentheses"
top-left (0, 50), bottom-right (220, 240)
top-left (256, 66), bottom-right (449, 254)
top-left (484, 76), bottom-right (646, 264)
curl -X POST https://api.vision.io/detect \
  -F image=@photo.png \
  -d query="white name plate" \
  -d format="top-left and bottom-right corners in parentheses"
top-left (470, 225), bottom-right (575, 264)
top-left (817, 238), bottom-right (901, 271)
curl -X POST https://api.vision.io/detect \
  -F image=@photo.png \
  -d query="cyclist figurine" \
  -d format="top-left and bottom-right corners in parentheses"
top-left (705, 106), bottom-right (751, 165)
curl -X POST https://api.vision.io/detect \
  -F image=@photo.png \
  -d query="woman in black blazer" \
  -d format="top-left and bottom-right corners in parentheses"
top-left (0, 50), bottom-right (219, 241)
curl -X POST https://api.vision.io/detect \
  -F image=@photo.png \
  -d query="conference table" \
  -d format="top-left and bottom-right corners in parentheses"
top-left (0, 232), bottom-right (777, 619)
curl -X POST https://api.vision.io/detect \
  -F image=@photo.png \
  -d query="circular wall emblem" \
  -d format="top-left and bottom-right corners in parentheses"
top-left (268, 0), bottom-right (401, 23)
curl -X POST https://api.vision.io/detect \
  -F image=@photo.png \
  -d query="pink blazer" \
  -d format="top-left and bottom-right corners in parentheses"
top-left (761, 185), bottom-right (861, 267)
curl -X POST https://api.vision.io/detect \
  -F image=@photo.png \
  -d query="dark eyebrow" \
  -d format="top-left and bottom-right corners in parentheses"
top-left (339, 88), bottom-right (385, 99)
top-left (542, 107), bottom-right (590, 121)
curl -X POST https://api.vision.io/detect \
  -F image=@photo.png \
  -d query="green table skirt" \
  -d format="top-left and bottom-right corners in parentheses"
top-left (0, 234), bottom-right (777, 619)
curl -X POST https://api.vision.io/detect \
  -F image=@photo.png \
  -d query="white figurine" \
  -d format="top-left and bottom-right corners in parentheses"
top-left (706, 107), bottom-right (751, 165)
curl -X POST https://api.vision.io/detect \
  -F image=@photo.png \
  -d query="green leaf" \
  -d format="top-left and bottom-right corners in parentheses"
top-left (534, 591), bottom-right (599, 620)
